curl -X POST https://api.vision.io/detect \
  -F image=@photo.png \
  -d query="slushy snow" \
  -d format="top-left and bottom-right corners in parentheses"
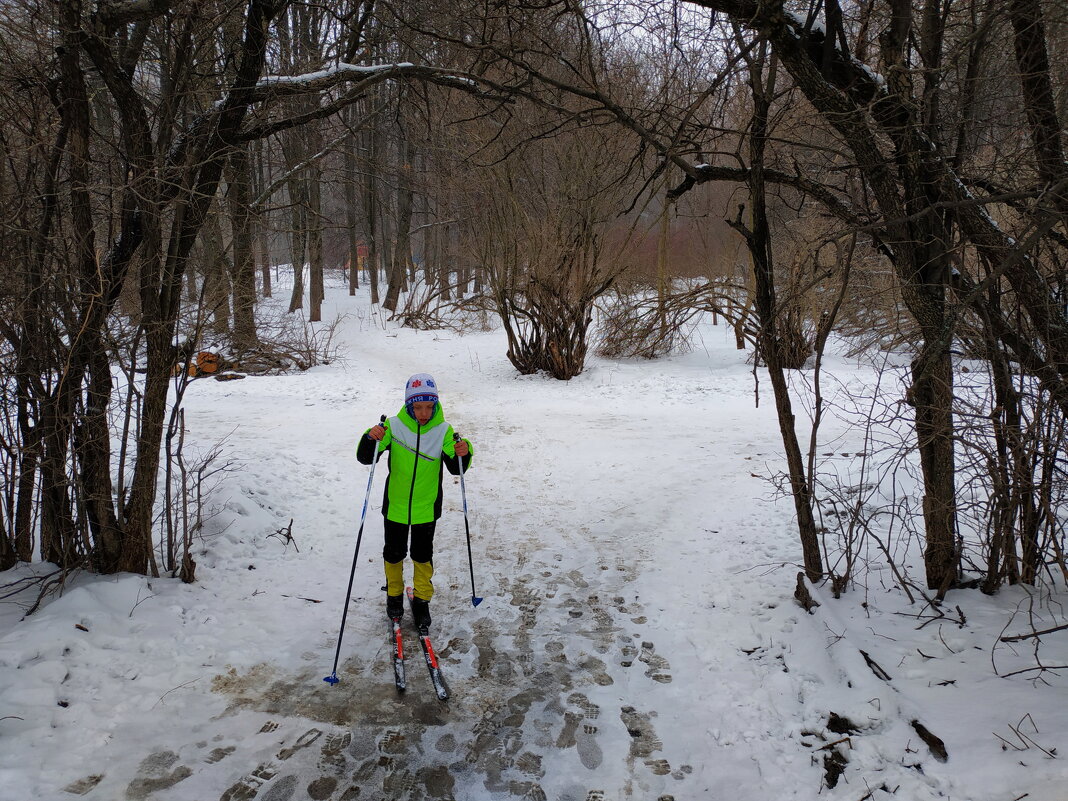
top-left (2, 279), bottom-right (1067, 801)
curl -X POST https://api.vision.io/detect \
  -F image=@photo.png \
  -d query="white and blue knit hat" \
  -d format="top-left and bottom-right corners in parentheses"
top-left (405, 373), bottom-right (439, 416)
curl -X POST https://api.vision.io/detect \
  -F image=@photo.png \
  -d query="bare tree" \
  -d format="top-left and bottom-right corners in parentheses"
top-left (0, 0), bottom-right (504, 577)
top-left (726, 37), bottom-right (823, 582)
top-left (392, 0), bottom-right (1068, 592)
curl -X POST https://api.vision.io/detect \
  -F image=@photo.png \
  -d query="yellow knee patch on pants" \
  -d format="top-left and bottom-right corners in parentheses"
top-left (384, 560), bottom-right (404, 596)
top-left (413, 561), bottom-right (434, 601)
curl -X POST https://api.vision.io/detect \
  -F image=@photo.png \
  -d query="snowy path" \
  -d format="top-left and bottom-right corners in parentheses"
top-left (154, 332), bottom-right (804, 801)
top-left (5, 292), bottom-right (1068, 801)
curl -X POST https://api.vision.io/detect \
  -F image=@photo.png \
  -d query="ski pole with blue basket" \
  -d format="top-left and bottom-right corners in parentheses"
top-left (454, 432), bottom-right (483, 607)
top-left (324, 414), bottom-right (386, 686)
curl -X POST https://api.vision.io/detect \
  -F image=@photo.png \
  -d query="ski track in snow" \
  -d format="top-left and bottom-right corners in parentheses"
top-left (3, 285), bottom-right (1068, 801)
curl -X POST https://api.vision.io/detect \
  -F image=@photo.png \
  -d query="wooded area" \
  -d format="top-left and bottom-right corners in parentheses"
top-left (1, 0), bottom-right (1066, 606)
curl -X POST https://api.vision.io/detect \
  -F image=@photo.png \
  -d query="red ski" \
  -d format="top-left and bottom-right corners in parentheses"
top-left (389, 616), bottom-right (406, 692)
top-left (406, 587), bottom-right (449, 700)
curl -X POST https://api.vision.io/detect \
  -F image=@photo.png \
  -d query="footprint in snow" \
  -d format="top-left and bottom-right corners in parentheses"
top-left (277, 728), bottom-right (322, 760)
top-left (125, 750), bottom-right (192, 801)
top-left (638, 641), bottom-right (673, 684)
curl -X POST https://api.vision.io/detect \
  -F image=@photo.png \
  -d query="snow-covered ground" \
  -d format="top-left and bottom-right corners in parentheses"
top-left (2, 282), bottom-right (1068, 801)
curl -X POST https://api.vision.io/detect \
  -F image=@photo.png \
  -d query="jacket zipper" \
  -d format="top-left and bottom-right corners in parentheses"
top-left (406, 423), bottom-right (421, 525)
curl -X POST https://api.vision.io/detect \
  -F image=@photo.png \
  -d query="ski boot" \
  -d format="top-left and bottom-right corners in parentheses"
top-left (386, 594), bottom-right (404, 621)
top-left (410, 597), bottom-right (432, 632)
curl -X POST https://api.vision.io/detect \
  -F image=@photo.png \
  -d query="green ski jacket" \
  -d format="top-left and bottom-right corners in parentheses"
top-left (357, 403), bottom-right (473, 524)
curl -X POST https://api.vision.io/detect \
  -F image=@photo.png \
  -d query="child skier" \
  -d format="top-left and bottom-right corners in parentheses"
top-left (356, 373), bottom-right (473, 631)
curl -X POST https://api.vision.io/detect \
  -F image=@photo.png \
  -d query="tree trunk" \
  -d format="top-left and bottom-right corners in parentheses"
top-left (228, 145), bottom-right (258, 351)
top-left (911, 340), bottom-right (958, 592)
top-left (77, 345), bottom-right (123, 571)
top-left (14, 304), bottom-right (40, 563)
top-left (254, 139), bottom-right (272, 298)
top-left (384, 127), bottom-right (413, 312)
top-left (456, 216), bottom-right (470, 298)
top-left (38, 391), bottom-right (78, 566)
top-left (203, 210), bottom-right (231, 335)
top-left (344, 105), bottom-right (359, 295)
top-left (0, 518), bottom-right (13, 570)
top-left (282, 101), bottom-right (307, 314)
top-left (982, 301), bottom-right (1021, 594)
top-left (306, 114), bottom-right (325, 323)
top-left (1009, 0), bottom-right (1068, 225)
top-left (288, 180), bottom-right (306, 313)
top-left (434, 205), bottom-right (450, 301)
top-left (882, 7), bottom-right (959, 593)
top-left (364, 102), bottom-right (381, 305)
top-left (14, 394), bottom-right (38, 562)
top-left (122, 323), bottom-right (168, 576)
top-left (731, 44), bottom-right (823, 583)
top-left (40, 4), bottom-right (100, 569)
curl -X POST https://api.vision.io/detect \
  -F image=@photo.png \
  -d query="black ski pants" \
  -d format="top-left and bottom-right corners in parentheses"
top-left (383, 518), bottom-right (436, 564)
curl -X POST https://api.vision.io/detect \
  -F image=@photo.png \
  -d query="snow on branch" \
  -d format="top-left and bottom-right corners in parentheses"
top-left (255, 61), bottom-right (416, 90)
top-left (247, 62), bottom-right (494, 103)
top-left (231, 62), bottom-right (508, 143)
top-left (780, 8), bottom-right (887, 89)
top-left (687, 1), bottom-right (889, 106)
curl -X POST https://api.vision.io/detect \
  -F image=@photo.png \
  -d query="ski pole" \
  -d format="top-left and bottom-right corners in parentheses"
top-left (454, 432), bottom-right (483, 607)
top-left (324, 414), bottom-right (386, 686)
